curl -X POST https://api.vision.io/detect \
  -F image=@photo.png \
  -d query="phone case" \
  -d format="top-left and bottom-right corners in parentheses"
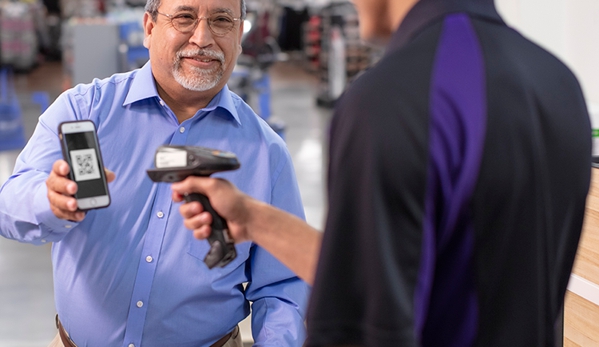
top-left (58, 120), bottom-right (111, 210)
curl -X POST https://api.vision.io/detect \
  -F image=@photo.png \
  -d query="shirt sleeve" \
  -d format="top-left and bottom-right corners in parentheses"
top-left (244, 147), bottom-right (310, 346)
top-left (0, 92), bottom-right (83, 244)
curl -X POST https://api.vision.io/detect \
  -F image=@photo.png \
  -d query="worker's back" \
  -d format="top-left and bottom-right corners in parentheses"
top-left (306, 0), bottom-right (591, 346)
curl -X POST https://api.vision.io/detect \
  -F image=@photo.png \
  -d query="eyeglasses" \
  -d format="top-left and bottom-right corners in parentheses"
top-left (156, 11), bottom-right (241, 36)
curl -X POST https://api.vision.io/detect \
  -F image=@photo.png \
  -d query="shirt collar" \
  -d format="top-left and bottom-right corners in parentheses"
top-left (123, 61), bottom-right (242, 126)
top-left (124, 61), bottom-right (157, 105)
top-left (387, 0), bottom-right (504, 52)
top-left (202, 83), bottom-right (242, 126)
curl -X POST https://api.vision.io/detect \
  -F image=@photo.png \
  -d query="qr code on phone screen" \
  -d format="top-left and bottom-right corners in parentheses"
top-left (69, 148), bottom-right (101, 181)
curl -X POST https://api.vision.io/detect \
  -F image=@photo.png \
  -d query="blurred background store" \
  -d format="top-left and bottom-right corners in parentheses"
top-left (0, 0), bottom-right (598, 346)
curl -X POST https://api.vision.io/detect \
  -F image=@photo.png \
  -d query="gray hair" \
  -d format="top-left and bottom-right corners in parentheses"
top-left (145, 0), bottom-right (246, 21)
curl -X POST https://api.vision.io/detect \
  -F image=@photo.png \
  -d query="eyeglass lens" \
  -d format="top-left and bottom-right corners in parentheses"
top-left (169, 13), bottom-right (237, 35)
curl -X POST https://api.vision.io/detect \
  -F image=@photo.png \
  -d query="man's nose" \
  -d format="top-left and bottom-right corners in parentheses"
top-left (189, 18), bottom-right (215, 47)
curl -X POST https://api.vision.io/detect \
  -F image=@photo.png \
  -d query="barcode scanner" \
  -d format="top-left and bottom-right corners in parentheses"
top-left (147, 145), bottom-right (241, 268)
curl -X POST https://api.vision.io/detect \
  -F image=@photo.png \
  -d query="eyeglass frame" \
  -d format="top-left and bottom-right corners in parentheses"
top-left (154, 10), bottom-right (242, 36)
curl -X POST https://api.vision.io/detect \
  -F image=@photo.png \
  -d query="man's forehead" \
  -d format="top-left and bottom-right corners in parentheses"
top-left (163, 0), bottom-right (239, 12)
top-left (171, 5), bottom-right (235, 14)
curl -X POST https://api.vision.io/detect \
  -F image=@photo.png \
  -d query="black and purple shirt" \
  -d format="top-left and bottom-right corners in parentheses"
top-left (306, 0), bottom-right (591, 346)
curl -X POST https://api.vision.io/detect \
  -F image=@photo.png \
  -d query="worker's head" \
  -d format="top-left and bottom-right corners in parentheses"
top-left (351, 0), bottom-right (419, 44)
top-left (143, 0), bottom-right (246, 95)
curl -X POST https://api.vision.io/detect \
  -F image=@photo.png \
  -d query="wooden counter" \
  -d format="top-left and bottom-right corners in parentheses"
top-left (565, 168), bottom-right (599, 346)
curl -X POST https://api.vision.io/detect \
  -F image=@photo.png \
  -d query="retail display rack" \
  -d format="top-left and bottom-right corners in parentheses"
top-left (0, 0), bottom-right (46, 72)
top-left (302, 0), bottom-right (380, 107)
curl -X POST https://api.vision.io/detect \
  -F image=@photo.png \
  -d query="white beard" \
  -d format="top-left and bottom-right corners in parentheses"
top-left (173, 49), bottom-right (226, 92)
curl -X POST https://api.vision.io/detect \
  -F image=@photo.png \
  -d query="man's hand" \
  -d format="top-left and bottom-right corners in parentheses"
top-left (45, 160), bottom-right (115, 222)
top-left (171, 177), bottom-right (252, 243)
top-left (172, 176), bottom-right (322, 284)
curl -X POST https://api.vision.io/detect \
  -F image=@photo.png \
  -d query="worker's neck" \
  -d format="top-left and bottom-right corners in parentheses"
top-left (388, 0), bottom-right (419, 33)
top-left (363, 0), bottom-right (420, 46)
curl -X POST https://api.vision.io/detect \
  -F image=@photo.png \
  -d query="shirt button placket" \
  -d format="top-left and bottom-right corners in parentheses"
top-left (123, 189), bottom-right (170, 344)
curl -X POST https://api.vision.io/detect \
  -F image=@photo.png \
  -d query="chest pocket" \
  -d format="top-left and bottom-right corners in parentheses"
top-left (187, 233), bottom-right (250, 271)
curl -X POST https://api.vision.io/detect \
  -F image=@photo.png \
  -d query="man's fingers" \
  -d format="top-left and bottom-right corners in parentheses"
top-left (176, 190), bottom-right (213, 240)
top-left (47, 190), bottom-right (85, 221)
top-left (52, 160), bottom-right (70, 177)
top-left (105, 169), bottom-right (116, 183)
top-left (179, 201), bottom-right (203, 218)
top-left (182, 211), bottom-right (212, 231)
top-left (48, 160), bottom-right (77, 195)
top-left (172, 191), bottom-right (185, 203)
top-left (46, 159), bottom-right (86, 221)
top-left (171, 176), bottom-right (212, 196)
top-left (193, 225), bottom-right (212, 240)
top-left (48, 189), bottom-right (78, 212)
top-left (47, 174), bottom-right (78, 196)
top-left (47, 189), bottom-right (86, 222)
top-left (51, 208), bottom-right (86, 222)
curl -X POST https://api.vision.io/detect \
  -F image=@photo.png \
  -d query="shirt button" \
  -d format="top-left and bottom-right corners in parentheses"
top-left (41, 239), bottom-right (47, 243)
top-left (159, 100), bottom-right (165, 106)
top-left (136, 301), bottom-right (143, 308)
top-left (156, 211), bottom-right (164, 218)
top-left (179, 127), bottom-right (185, 133)
top-left (146, 256), bottom-right (153, 263)
top-left (65, 225), bottom-right (72, 229)
top-left (129, 344), bottom-right (135, 347)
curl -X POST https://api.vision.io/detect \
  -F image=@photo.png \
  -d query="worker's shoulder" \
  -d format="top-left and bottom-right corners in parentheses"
top-left (345, 19), bottom-right (583, 114)
top-left (474, 20), bottom-right (580, 86)
top-left (339, 21), bottom-right (444, 115)
top-left (336, 45), bottom-right (437, 128)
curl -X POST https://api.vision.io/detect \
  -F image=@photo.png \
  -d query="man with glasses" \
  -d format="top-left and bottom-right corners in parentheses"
top-left (0, 0), bottom-right (308, 346)
top-left (173, 0), bottom-right (592, 346)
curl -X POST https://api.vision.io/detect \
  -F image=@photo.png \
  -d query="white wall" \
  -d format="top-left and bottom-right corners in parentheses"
top-left (496, 0), bottom-right (599, 106)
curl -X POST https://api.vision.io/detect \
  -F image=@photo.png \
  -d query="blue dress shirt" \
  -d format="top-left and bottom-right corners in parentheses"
top-left (0, 62), bottom-right (309, 346)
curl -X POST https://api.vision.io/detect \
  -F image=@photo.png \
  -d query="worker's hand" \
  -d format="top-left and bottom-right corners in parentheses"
top-left (46, 160), bottom-right (115, 222)
top-left (172, 177), bottom-right (252, 243)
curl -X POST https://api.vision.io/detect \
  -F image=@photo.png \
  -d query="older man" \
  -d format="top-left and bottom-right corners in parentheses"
top-left (0, 0), bottom-right (309, 346)
top-left (173, 0), bottom-right (592, 346)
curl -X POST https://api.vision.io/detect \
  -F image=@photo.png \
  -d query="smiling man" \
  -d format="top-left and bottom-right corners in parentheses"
top-left (0, 0), bottom-right (309, 346)
top-left (144, 0), bottom-right (243, 122)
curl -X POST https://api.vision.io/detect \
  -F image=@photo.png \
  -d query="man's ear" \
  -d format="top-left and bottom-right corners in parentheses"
top-left (142, 12), bottom-right (154, 49)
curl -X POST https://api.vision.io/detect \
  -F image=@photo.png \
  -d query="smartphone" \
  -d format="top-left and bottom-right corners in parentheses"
top-left (58, 120), bottom-right (110, 210)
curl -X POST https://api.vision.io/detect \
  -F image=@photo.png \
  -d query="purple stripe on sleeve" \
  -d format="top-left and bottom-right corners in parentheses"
top-left (415, 13), bottom-right (487, 346)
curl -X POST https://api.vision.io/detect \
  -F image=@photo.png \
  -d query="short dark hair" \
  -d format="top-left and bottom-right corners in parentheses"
top-left (145, 0), bottom-right (246, 21)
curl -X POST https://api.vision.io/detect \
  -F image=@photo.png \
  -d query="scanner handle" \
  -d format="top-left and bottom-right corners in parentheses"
top-left (184, 193), bottom-right (237, 268)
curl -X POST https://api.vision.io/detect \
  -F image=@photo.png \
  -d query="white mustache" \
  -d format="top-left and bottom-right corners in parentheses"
top-left (176, 49), bottom-right (225, 64)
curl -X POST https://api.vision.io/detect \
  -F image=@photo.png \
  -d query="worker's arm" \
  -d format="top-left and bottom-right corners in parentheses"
top-left (171, 177), bottom-right (322, 285)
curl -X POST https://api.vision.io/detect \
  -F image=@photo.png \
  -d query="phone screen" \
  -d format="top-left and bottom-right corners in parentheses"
top-left (63, 131), bottom-right (108, 199)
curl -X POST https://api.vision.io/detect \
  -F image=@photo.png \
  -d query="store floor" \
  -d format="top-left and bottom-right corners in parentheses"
top-left (0, 59), bottom-right (331, 346)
